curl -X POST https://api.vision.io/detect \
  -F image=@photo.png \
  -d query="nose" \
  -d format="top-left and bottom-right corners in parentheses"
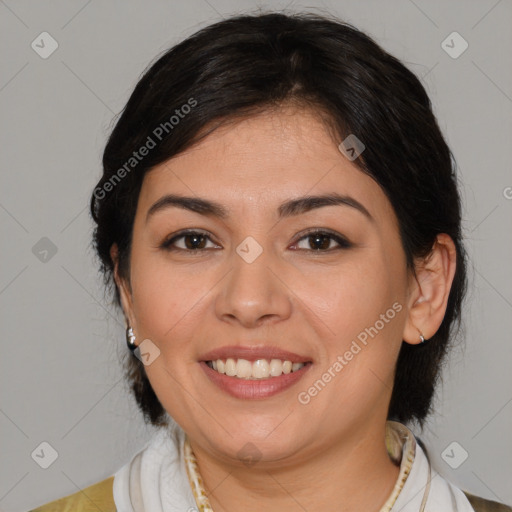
top-left (214, 242), bottom-right (293, 328)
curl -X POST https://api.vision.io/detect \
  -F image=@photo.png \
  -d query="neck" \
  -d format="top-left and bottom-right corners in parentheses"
top-left (188, 420), bottom-right (401, 512)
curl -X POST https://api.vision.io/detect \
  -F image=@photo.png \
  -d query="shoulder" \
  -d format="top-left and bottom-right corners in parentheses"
top-left (463, 491), bottom-right (512, 512)
top-left (28, 475), bottom-right (115, 512)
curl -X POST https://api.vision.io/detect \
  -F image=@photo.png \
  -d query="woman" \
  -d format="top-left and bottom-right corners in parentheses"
top-left (30, 11), bottom-right (511, 512)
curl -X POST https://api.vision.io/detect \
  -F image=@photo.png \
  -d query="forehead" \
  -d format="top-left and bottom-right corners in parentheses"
top-left (137, 108), bottom-right (393, 223)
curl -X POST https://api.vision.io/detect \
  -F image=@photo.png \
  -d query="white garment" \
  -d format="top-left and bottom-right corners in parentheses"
top-left (113, 421), bottom-right (476, 512)
top-left (113, 426), bottom-right (196, 512)
top-left (390, 431), bottom-right (475, 511)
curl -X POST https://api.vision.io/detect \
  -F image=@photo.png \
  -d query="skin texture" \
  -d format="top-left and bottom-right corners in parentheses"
top-left (111, 105), bottom-right (456, 511)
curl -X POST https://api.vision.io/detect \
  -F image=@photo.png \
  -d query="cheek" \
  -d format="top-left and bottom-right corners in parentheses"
top-left (303, 254), bottom-right (402, 336)
top-left (129, 253), bottom-right (207, 348)
top-left (304, 252), bottom-right (406, 396)
top-left (303, 268), bottom-right (404, 412)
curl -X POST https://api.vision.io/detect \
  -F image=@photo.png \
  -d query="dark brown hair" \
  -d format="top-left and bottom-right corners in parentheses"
top-left (90, 11), bottom-right (467, 429)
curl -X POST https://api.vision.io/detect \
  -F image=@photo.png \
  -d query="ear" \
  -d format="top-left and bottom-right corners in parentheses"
top-left (110, 243), bottom-right (137, 334)
top-left (402, 233), bottom-right (457, 345)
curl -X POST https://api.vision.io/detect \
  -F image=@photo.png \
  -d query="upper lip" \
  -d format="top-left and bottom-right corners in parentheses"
top-left (200, 345), bottom-right (312, 364)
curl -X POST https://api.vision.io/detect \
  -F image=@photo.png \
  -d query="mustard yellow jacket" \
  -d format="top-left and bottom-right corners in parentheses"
top-left (29, 475), bottom-right (512, 511)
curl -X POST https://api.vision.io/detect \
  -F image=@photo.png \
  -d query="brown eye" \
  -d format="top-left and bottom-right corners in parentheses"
top-left (292, 230), bottom-right (352, 251)
top-left (182, 233), bottom-right (207, 250)
top-left (161, 230), bottom-right (218, 251)
top-left (307, 233), bottom-right (332, 250)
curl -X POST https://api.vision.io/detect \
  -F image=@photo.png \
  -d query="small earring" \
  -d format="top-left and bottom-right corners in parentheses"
top-left (419, 333), bottom-right (426, 344)
top-left (126, 325), bottom-right (137, 352)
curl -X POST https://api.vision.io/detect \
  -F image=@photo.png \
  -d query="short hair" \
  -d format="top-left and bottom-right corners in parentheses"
top-left (90, 11), bottom-right (467, 429)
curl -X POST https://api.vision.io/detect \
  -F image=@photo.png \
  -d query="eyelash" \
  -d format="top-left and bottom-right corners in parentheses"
top-left (159, 228), bottom-right (352, 253)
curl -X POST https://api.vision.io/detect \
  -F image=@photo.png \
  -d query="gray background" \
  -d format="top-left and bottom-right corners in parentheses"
top-left (1, 1), bottom-right (511, 511)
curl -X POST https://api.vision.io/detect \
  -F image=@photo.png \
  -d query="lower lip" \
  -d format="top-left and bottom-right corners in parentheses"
top-left (199, 361), bottom-right (312, 399)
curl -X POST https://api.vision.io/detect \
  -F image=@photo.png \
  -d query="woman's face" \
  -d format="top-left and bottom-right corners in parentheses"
top-left (116, 106), bottom-right (414, 467)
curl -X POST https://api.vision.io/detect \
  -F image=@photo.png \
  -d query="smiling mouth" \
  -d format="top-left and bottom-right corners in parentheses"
top-left (205, 358), bottom-right (310, 379)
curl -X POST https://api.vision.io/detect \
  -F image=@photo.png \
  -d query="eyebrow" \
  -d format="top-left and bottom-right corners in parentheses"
top-left (145, 192), bottom-right (373, 223)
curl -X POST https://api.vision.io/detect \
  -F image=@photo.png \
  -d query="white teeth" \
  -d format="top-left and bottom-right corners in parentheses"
top-left (225, 358), bottom-right (237, 376)
top-left (269, 359), bottom-right (283, 376)
top-left (207, 358), bottom-right (306, 379)
top-left (235, 358), bottom-right (252, 378)
top-left (252, 359), bottom-right (270, 378)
